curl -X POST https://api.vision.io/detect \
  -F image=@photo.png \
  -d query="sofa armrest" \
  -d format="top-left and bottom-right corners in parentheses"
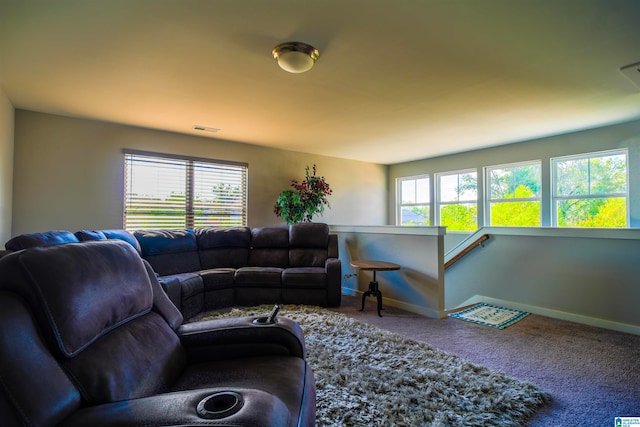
top-left (176, 315), bottom-right (306, 362)
top-left (327, 234), bottom-right (338, 258)
top-left (325, 257), bottom-right (342, 307)
top-left (143, 261), bottom-right (184, 329)
top-left (157, 275), bottom-right (182, 311)
top-left (59, 388), bottom-right (291, 427)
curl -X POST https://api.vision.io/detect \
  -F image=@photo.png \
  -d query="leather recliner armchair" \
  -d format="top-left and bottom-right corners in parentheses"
top-left (0, 240), bottom-right (315, 427)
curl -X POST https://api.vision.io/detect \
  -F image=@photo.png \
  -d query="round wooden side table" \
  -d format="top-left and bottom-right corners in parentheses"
top-left (349, 260), bottom-right (400, 317)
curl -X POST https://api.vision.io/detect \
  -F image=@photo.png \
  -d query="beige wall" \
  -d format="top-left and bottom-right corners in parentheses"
top-left (12, 110), bottom-right (387, 236)
top-left (444, 227), bottom-right (640, 335)
top-left (388, 119), bottom-right (640, 227)
top-left (333, 226), bottom-right (445, 318)
top-left (0, 90), bottom-right (14, 244)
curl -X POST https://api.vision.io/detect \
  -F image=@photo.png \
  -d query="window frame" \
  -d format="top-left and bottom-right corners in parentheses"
top-left (435, 169), bottom-right (478, 231)
top-left (484, 160), bottom-right (542, 227)
top-left (551, 148), bottom-right (629, 228)
top-left (123, 150), bottom-right (248, 230)
top-left (396, 174), bottom-right (431, 226)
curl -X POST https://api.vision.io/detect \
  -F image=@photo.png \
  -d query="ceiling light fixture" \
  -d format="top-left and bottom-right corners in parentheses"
top-left (272, 42), bottom-right (320, 73)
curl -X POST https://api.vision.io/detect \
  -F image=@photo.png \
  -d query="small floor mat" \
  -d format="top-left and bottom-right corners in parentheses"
top-left (449, 303), bottom-right (530, 329)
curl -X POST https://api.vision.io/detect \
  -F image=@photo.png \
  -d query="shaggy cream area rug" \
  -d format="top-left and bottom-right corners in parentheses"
top-left (199, 305), bottom-right (550, 426)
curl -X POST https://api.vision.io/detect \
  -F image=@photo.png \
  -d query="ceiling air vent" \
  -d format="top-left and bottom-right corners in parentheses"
top-left (620, 62), bottom-right (640, 90)
top-left (193, 125), bottom-right (220, 133)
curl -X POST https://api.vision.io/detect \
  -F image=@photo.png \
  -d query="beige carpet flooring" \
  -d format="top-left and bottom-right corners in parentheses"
top-left (329, 294), bottom-right (640, 426)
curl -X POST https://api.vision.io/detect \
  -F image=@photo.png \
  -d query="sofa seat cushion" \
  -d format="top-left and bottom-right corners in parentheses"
top-left (282, 268), bottom-right (327, 289)
top-left (235, 267), bottom-right (283, 288)
top-left (199, 268), bottom-right (236, 291)
top-left (59, 388), bottom-right (293, 427)
top-left (163, 273), bottom-right (203, 300)
top-left (170, 355), bottom-right (314, 427)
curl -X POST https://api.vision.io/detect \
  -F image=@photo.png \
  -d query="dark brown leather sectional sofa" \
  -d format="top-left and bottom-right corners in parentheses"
top-left (4, 222), bottom-right (342, 320)
top-left (0, 237), bottom-right (316, 426)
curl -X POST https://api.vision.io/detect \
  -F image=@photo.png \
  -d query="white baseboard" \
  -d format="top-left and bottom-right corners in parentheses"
top-left (452, 295), bottom-right (640, 336)
top-left (345, 289), bottom-right (444, 319)
top-left (345, 289), bottom-right (640, 335)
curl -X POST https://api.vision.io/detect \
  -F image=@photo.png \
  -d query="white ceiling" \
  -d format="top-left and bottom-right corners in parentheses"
top-left (1, 0), bottom-right (639, 164)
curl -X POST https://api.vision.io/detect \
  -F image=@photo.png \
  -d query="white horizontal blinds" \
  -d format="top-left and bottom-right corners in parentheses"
top-left (124, 152), bottom-right (247, 231)
top-left (124, 154), bottom-right (187, 230)
top-left (192, 161), bottom-right (247, 227)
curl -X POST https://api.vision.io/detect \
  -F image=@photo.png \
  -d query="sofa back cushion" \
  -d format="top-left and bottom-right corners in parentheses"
top-left (13, 241), bottom-right (153, 357)
top-left (0, 292), bottom-right (82, 427)
top-left (5, 230), bottom-right (80, 251)
top-left (76, 229), bottom-right (142, 253)
top-left (289, 223), bottom-right (329, 267)
top-left (0, 241), bottom-right (186, 404)
top-left (134, 229), bottom-right (201, 275)
top-left (196, 227), bottom-right (251, 269)
top-left (75, 229), bottom-right (107, 241)
top-left (249, 226), bottom-right (290, 267)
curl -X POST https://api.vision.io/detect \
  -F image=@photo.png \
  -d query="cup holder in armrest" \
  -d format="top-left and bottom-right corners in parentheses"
top-left (252, 316), bottom-right (277, 325)
top-left (252, 304), bottom-right (280, 325)
top-left (197, 391), bottom-right (243, 419)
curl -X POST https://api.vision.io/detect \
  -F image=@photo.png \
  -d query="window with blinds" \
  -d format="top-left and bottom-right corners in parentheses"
top-left (124, 151), bottom-right (247, 230)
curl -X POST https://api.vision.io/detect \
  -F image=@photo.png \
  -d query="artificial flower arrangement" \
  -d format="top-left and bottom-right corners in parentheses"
top-left (274, 164), bottom-right (332, 224)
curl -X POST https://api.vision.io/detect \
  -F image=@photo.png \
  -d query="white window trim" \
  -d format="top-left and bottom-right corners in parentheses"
top-left (484, 160), bottom-right (542, 227)
top-left (435, 169), bottom-right (478, 228)
top-left (551, 148), bottom-right (629, 227)
top-left (396, 174), bottom-right (431, 226)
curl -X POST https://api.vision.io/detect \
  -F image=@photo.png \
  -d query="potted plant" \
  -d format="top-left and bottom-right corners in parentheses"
top-left (274, 165), bottom-right (332, 224)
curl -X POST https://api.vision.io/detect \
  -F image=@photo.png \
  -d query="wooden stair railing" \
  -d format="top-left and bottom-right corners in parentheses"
top-left (444, 234), bottom-right (489, 270)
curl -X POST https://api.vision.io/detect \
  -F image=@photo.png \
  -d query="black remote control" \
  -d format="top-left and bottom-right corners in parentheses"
top-left (266, 304), bottom-right (281, 323)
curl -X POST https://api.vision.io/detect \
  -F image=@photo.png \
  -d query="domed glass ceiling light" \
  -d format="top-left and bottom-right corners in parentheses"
top-left (272, 42), bottom-right (320, 73)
